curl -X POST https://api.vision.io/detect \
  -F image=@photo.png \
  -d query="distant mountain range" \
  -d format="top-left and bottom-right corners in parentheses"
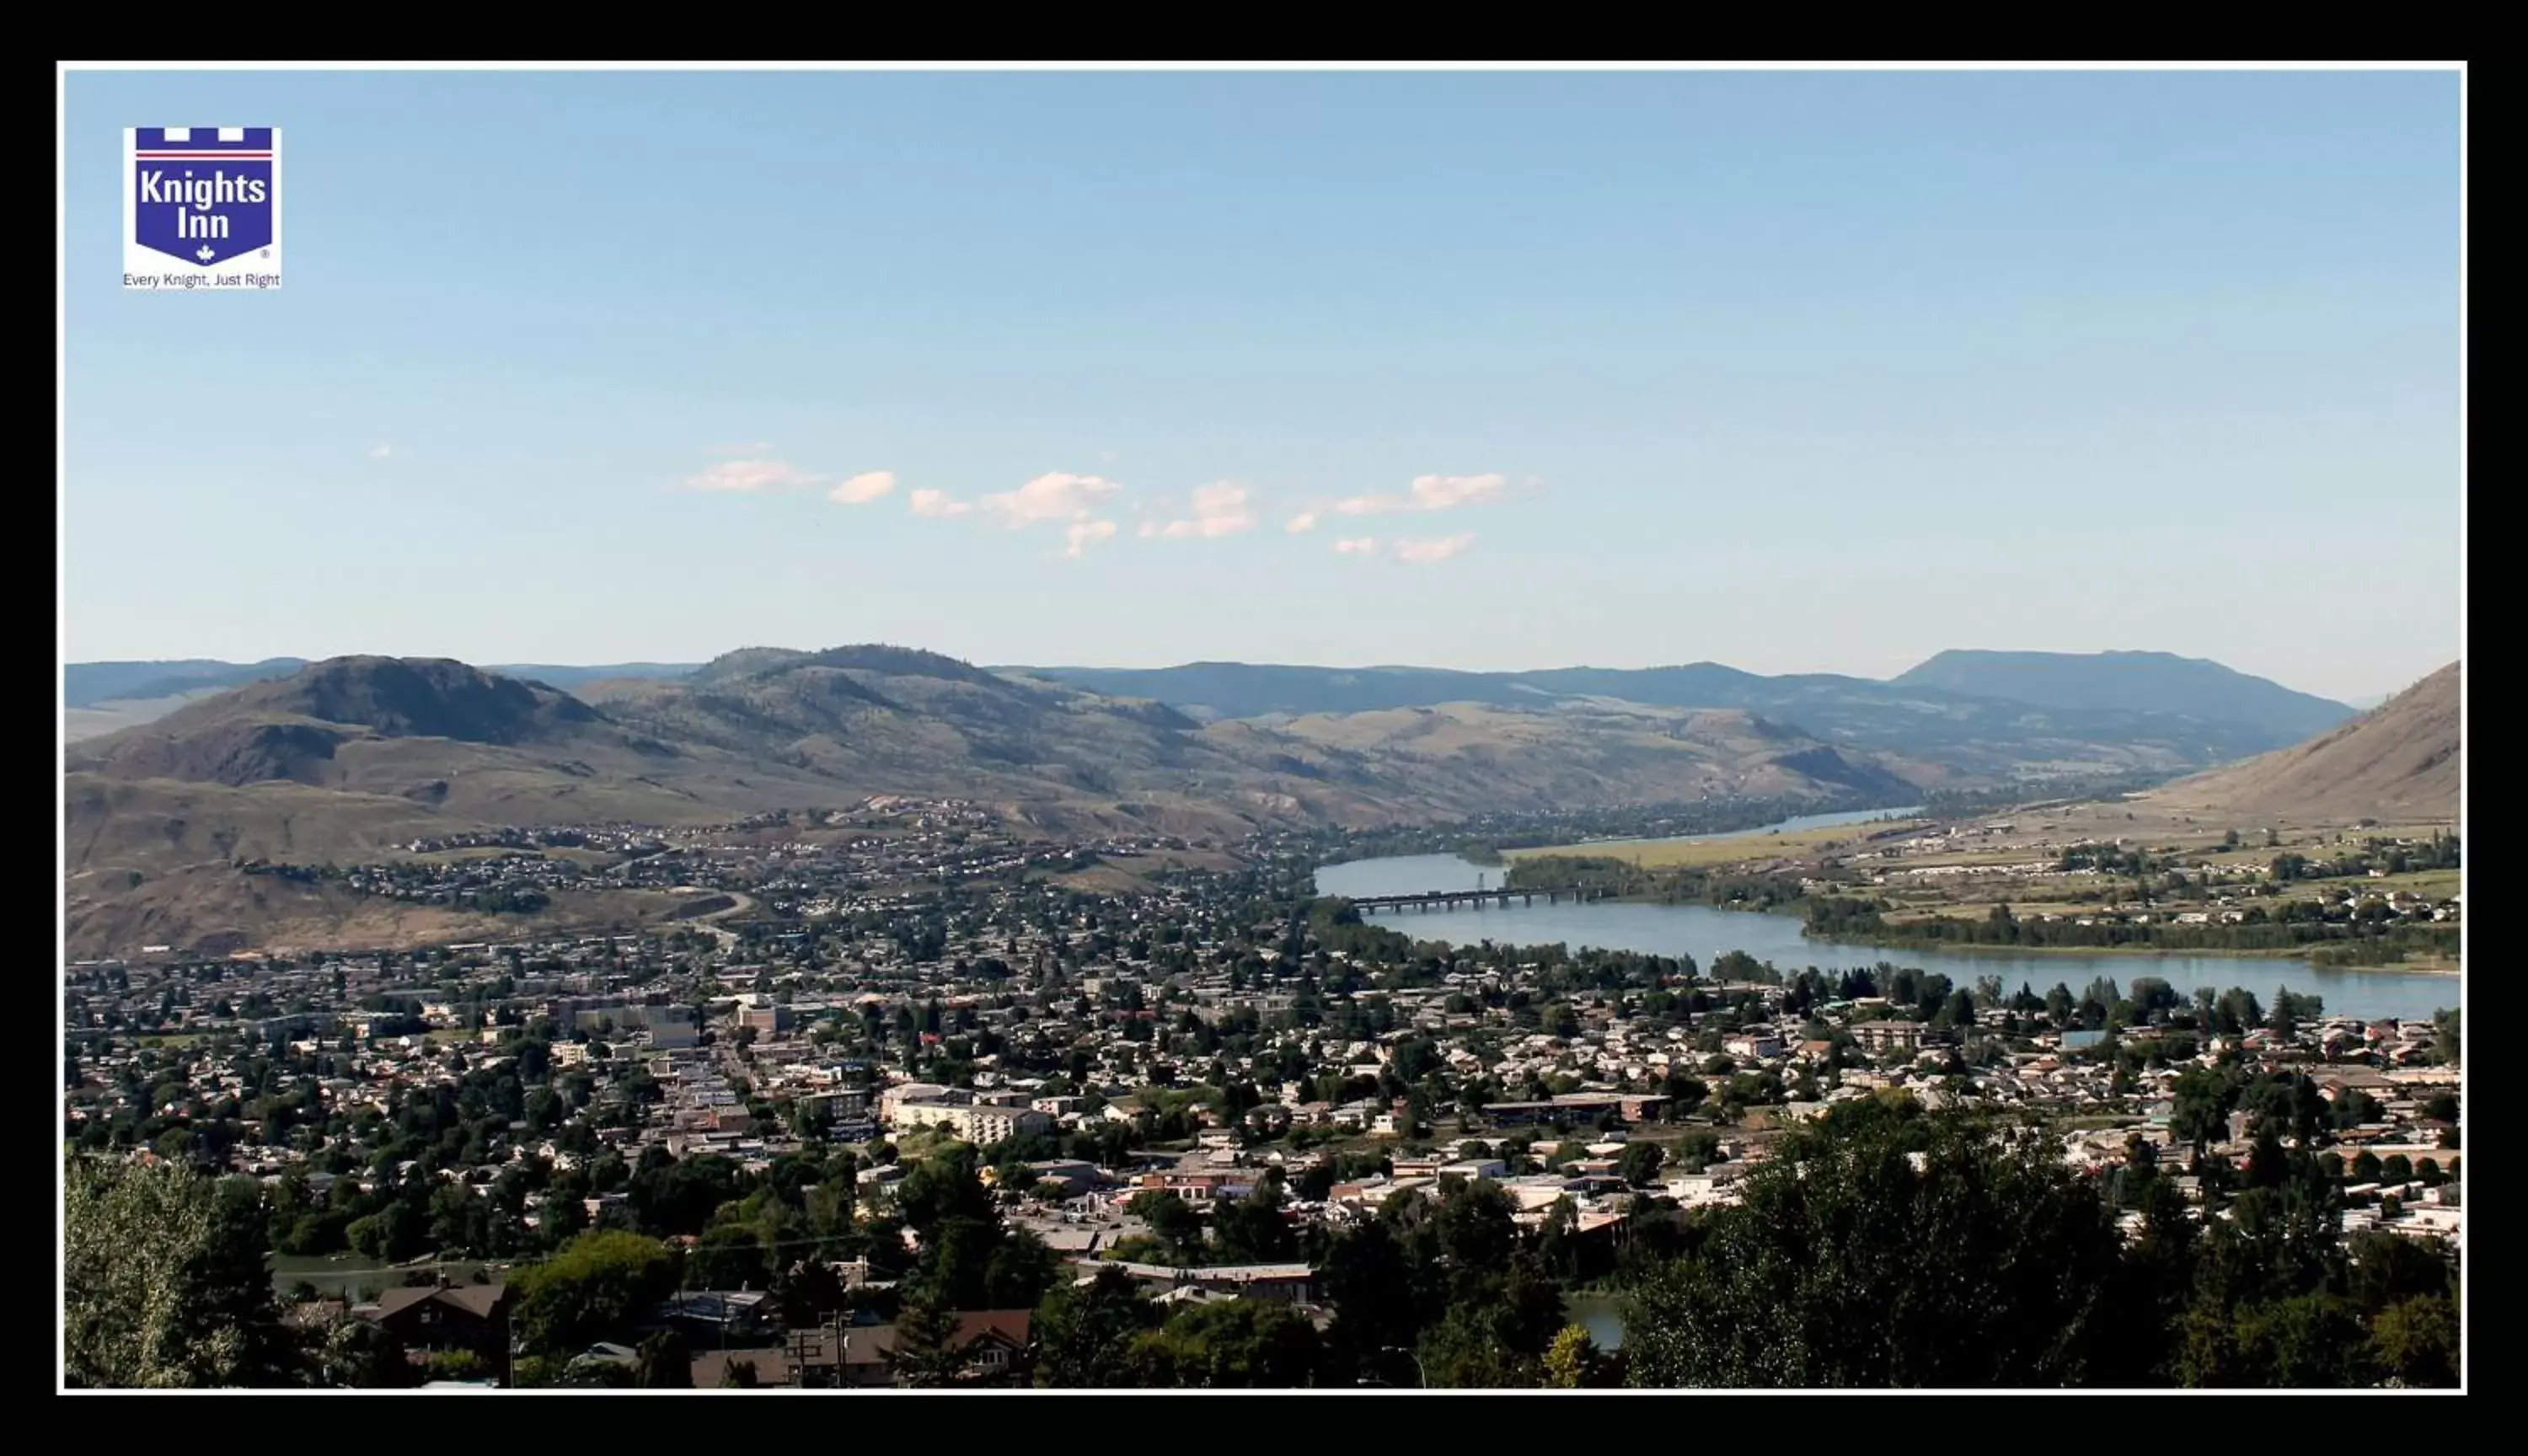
top-left (64, 647), bottom-right (1920, 955)
top-left (64, 657), bottom-right (694, 709)
top-left (58, 645), bottom-right (2437, 956)
top-left (1015, 652), bottom-right (2354, 784)
top-left (1889, 650), bottom-right (2354, 742)
top-left (67, 647), bottom-right (2357, 784)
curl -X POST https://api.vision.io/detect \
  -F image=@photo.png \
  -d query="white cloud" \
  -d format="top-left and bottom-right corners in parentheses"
top-left (368, 443), bottom-right (392, 460)
top-left (1332, 537), bottom-right (1379, 556)
top-left (1285, 511), bottom-right (1320, 534)
top-left (829, 470), bottom-right (897, 506)
top-left (983, 472), bottom-right (1123, 527)
top-left (909, 488), bottom-right (973, 517)
top-left (685, 458), bottom-right (821, 494)
top-left (1065, 519), bottom-right (1119, 558)
top-left (1137, 521), bottom-right (1159, 538)
top-left (1332, 472), bottom-right (1509, 517)
top-left (1395, 533), bottom-right (1475, 564)
top-left (1150, 481), bottom-right (1256, 540)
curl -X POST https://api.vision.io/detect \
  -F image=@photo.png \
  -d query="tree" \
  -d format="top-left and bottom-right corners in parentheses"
top-left (1211, 1189), bottom-right (1296, 1265)
top-left (1618, 1142), bottom-right (1666, 1188)
top-left (1543, 1325), bottom-right (1603, 1388)
top-left (890, 1293), bottom-right (975, 1388)
top-left (2179, 1293), bottom-right (2375, 1388)
top-left (2371, 1295), bottom-right (2458, 1387)
top-left (689, 1223), bottom-right (770, 1291)
top-left (1128, 1298), bottom-right (1320, 1388)
top-left (1126, 1190), bottom-right (1203, 1261)
top-left (345, 1199), bottom-right (427, 1263)
top-left (982, 1228), bottom-right (1061, 1309)
top-left (1622, 1102), bottom-right (2133, 1388)
top-left (304, 1311), bottom-right (407, 1389)
top-left (1035, 1266), bottom-right (1160, 1388)
top-left (511, 1230), bottom-right (679, 1357)
top-left (1315, 1219), bottom-right (1423, 1365)
top-left (633, 1330), bottom-right (693, 1389)
top-left (65, 1157), bottom-right (284, 1388)
top-left (2169, 1068), bottom-right (2234, 1158)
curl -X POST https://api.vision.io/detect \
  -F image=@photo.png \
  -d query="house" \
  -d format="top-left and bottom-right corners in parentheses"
top-left (648, 1290), bottom-right (773, 1341)
top-left (1020, 1159), bottom-right (1101, 1197)
top-left (689, 1347), bottom-right (795, 1388)
top-left (890, 1100), bottom-right (1051, 1144)
top-left (357, 1282), bottom-right (513, 1368)
top-left (1095, 1261), bottom-right (1317, 1305)
top-left (1481, 1093), bottom-right (1663, 1128)
top-left (1855, 1021), bottom-right (1929, 1053)
top-left (835, 1310), bottom-right (1035, 1387)
top-left (736, 1004), bottom-right (795, 1035)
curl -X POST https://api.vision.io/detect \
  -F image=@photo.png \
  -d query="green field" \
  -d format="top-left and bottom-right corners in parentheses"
top-left (1506, 819), bottom-right (1930, 870)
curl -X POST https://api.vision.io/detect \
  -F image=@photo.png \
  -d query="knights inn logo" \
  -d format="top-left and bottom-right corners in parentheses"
top-left (122, 127), bottom-right (282, 291)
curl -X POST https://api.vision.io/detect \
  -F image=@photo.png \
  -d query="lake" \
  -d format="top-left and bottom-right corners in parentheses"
top-left (1313, 849), bottom-right (2458, 1023)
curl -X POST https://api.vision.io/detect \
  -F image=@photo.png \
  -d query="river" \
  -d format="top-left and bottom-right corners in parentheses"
top-left (1566, 1293), bottom-right (1625, 1351)
top-left (1313, 846), bottom-right (2458, 1023)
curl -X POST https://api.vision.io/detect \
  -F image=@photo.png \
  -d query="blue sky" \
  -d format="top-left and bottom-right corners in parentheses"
top-left (62, 68), bottom-right (2461, 701)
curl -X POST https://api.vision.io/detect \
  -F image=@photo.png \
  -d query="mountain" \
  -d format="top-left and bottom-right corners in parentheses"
top-left (1264, 702), bottom-right (1917, 806)
top-left (63, 775), bottom-right (689, 961)
top-left (71, 650), bottom-right (2341, 782)
top-left (63, 648), bottom-right (1923, 955)
top-left (480, 661), bottom-right (698, 692)
top-left (581, 645), bottom-right (1897, 820)
top-left (1019, 660), bottom-right (2312, 784)
top-left (65, 657), bottom-right (308, 709)
top-left (1891, 650), bottom-right (2354, 742)
top-left (67, 656), bottom-right (840, 823)
top-left (63, 657), bottom-right (694, 710)
top-left (2150, 663), bottom-right (2459, 824)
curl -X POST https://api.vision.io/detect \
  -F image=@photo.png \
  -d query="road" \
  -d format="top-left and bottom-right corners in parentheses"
top-left (668, 887), bottom-right (755, 950)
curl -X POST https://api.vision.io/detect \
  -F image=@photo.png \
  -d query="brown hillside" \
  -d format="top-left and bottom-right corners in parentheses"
top-left (2150, 662), bottom-right (2458, 825)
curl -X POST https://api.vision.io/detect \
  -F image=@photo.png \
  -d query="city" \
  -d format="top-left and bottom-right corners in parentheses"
top-left (65, 800), bottom-right (2461, 1388)
top-left (60, 62), bottom-right (2463, 1394)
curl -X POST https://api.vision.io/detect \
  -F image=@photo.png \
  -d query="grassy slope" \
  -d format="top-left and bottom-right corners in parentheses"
top-left (2148, 662), bottom-right (2459, 826)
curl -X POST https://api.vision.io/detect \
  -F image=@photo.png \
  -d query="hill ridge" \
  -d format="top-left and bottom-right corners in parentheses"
top-left (2149, 661), bottom-right (2458, 824)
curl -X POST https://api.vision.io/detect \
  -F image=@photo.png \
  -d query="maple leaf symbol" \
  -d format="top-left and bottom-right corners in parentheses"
top-left (195, 244), bottom-right (215, 261)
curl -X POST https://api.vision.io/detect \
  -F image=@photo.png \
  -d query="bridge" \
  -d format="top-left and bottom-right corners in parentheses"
top-left (1341, 886), bottom-right (1604, 914)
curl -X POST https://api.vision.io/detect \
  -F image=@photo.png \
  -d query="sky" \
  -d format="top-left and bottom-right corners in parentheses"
top-left (61, 67), bottom-right (2461, 702)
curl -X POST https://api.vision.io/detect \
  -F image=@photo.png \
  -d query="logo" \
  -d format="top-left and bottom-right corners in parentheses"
top-left (122, 127), bottom-right (282, 292)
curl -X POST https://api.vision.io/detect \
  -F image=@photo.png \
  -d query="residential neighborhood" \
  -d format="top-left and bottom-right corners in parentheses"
top-left (63, 822), bottom-right (2462, 1388)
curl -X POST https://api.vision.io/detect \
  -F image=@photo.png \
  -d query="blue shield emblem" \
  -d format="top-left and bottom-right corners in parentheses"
top-left (130, 128), bottom-right (276, 268)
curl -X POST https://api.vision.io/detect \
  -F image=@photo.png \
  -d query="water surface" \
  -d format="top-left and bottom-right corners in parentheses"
top-left (1567, 1293), bottom-right (1624, 1352)
top-left (1314, 852), bottom-right (2456, 1023)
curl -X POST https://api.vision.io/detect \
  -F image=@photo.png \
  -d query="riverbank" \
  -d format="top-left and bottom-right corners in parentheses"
top-left (1799, 929), bottom-right (2462, 975)
top-left (1314, 852), bottom-right (2461, 1022)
